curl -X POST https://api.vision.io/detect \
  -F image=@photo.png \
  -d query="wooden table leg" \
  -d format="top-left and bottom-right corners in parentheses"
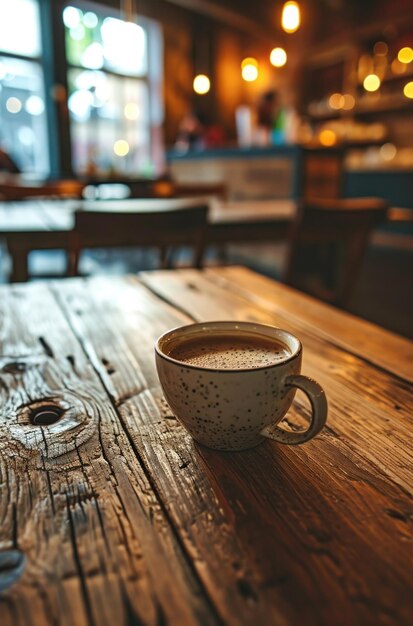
top-left (9, 247), bottom-right (29, 283)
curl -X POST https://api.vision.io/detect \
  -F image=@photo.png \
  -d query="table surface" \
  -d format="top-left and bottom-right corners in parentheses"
top-left (0, 197), bottom-right (411, 235)
top-left (0, 198), bottom-right (296, 281)
top-left (0, 266), bottom-right (412, 626)
top-left (0, 198), bottom-right (296, 233)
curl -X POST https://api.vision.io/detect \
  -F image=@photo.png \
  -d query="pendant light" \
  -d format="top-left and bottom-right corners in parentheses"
top-left (241, 57), bottom-right (259, 82)
top-left (281, 1), bottom-right (301, 34)
top-left (192, 21), bottom-right (212, 95)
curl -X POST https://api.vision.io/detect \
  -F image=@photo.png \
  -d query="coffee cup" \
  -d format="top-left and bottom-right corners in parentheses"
top-left (155, 321), bottom-right (327, 451)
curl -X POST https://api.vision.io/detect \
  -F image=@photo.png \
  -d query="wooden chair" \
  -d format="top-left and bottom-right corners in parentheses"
top-left (68, 200), bottom-right (209, 276)
top-left (283, 197), bottom-right (389, 307)
top-left (301, 148), bottom-right (344, 200)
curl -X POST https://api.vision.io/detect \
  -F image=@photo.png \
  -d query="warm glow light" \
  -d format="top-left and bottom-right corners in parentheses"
top-left (374, 41), bottom-right (388, 56)
top-left (403, 81), bottom-right (413, 98)
top-left (193, 74), bottom-right (210, 95)
top-left (124, 102), bottom-right (140, 120)
top-left (398, 47), bottom-right (413, 64)
top-left (380, 143), bottom-right (397, 160)
top-left (270, 47), bottom-right (287, 67)
top-left (328, 93), bottom-right (345, 110)
top-left (113, 139), bottom-right (129, 156)
top-left (242, 63), bottom-right (258, 82)
top-left (241, 57), bottom-right (258, 69)
top-left (363, 74), bottom-right (381, 92)
top-left (281, 1), bottom-right (300, 34)
top-left (391, 58), bottom-right (407, 75)
top-left (319, 129), bottom-right (337, 146)
top-left (342, 94), bottom-right (355, 110)
top-left (6, 97), bottom-right (22, 113)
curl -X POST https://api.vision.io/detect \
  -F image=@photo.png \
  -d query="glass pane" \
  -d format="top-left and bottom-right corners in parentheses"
top-left (0, 0), bottom-right (42, 58)
top-left (0, 56), bottom-right (49, 176)
top-left (68, 68), bottom-right (151, 177)
top-left (64, 6), bottom-right (147, 76)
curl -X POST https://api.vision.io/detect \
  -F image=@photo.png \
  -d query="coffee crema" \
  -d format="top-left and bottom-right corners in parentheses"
top-left (165, 332), bottom-right (291, 369)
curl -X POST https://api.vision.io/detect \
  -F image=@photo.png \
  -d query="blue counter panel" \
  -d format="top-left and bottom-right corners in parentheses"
top-left (167, 146), bottom-right (301, 161)
top-left (345, 171), bottom-right (413, 208)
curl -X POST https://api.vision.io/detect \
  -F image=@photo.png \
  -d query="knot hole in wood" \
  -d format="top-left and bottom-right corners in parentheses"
top-left (29, 404), bottom-right (64, 426)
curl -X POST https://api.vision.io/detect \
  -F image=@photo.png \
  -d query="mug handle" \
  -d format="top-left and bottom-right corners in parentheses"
top-left (261, 375), bottom-right (327, 445)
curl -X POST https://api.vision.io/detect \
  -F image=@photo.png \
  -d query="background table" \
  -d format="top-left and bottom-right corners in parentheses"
top-left (0, 267), bottom-right (412, 626)
top-left (0, 198), bottom-right (295, 281)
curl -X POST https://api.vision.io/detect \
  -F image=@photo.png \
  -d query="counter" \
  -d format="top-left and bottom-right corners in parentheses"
top-left (168, 145), bottom-right (413, 208)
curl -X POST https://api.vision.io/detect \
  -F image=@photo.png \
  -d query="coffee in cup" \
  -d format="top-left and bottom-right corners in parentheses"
top-left (155, 321), bottom-right (327, 451)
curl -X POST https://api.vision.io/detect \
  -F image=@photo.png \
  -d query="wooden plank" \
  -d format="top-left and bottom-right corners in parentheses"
top-left (140, 269), bottom-right (413, 492)
top-left (0, 282), bottom-right (217, 626)
top-left (205, 266), bottom-right (413, 382)
top-left (56, 274), bottom-right (413, 626)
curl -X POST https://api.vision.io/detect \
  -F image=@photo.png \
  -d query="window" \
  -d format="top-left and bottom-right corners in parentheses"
top-left (64, 4), bottom-right (164, 178)
top-left (0, 0), bottom-right (49, 176)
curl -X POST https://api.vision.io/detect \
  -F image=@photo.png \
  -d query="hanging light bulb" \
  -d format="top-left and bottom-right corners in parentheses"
top-left (281, 2), bottom-right (301, 34)
top-left (270, 47), bottom-right (287, 67)
top-left (241, 58), bottom-right (259, 82)
top-left (193, 74), bottom-right (211, 95)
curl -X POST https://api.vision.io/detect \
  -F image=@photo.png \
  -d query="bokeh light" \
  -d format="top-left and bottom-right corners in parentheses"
top-left (342, 94), bottom-right (355, 110)
top-left (6, 97), bottom-right (22, 113)
top-left (63, 6), bottom-right (82, 29)
top-left (270, 47), bottom-right (287, 67)
top-left (319, 129), bottom-right (337, 146)
top-left (113, 140), bottom-right (130, 156)
top-left (281, 1), bottom-right (301, 34)
top-left (124, 102), bottom-right (140, 119)
top-left (397, 47), bottom-right (413, 64)
top-left (380, 143), bottom-right (397, 160)
top-left (328, 93), bottom-right (345, 110)
top-left (193, 74), bottom-right (211, 95)
top-left (403, 81), bottom-right (413, 98)
top-left (241, 59), bottom-right (258, 81)
top-left (25, 95), bottom-right (45, 115)
top-left (363, 74), bottom-right (381, 92)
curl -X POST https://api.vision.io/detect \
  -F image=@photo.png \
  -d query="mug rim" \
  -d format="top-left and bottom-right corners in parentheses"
top-left (155, 321), bottom-right (302, 373)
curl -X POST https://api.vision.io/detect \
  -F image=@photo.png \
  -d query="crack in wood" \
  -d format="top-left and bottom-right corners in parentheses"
top-left (38, 337), bottom-right (55, 359)
top-left (66, 495), bottom-right (97, 626)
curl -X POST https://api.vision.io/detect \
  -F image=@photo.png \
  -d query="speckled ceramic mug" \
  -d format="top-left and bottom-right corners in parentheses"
top-left (155, 321), bottom-right (327, 451)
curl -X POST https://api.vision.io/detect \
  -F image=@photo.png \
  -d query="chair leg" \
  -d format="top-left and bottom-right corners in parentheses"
top-left (336, 235), bottom-right (368, 308)
top-left (159, 246), bottom-right (169, 269)
top-left (68, 249), bottom-right (81, 276)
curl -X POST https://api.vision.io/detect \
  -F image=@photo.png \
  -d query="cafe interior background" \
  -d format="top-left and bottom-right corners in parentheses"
top-left (0, 0), bottom-right (412, 338)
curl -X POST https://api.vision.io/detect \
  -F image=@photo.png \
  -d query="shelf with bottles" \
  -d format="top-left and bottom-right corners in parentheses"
top-left (304, 27), bottom-right (413, 123)
top-left (308, 94), bottom-right (413, 121)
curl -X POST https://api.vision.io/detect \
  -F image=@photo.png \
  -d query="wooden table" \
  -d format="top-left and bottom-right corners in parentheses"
top-left (1, 267), bottom-right (412, 626)
top-left (0, 198), bottom-right (293, 282)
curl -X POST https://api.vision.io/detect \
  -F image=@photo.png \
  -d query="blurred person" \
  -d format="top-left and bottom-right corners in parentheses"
top-left (174, 110), bottom-right (206, 152)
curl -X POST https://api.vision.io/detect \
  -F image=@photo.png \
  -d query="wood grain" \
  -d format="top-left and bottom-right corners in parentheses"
top-left (0, 282), bottom-right (217, 626)
top-left (52, 272), bottom-right (413, 626)
top-left (145, 265), bottom-right (413, 382)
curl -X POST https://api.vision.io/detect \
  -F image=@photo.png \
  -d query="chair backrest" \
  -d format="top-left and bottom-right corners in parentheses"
top-left (302, 148), bottom-right (344, 200)
top-left (69, 200), bottom-right (209, 275)
top-left (283, 197), bottom-right (389, 307)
